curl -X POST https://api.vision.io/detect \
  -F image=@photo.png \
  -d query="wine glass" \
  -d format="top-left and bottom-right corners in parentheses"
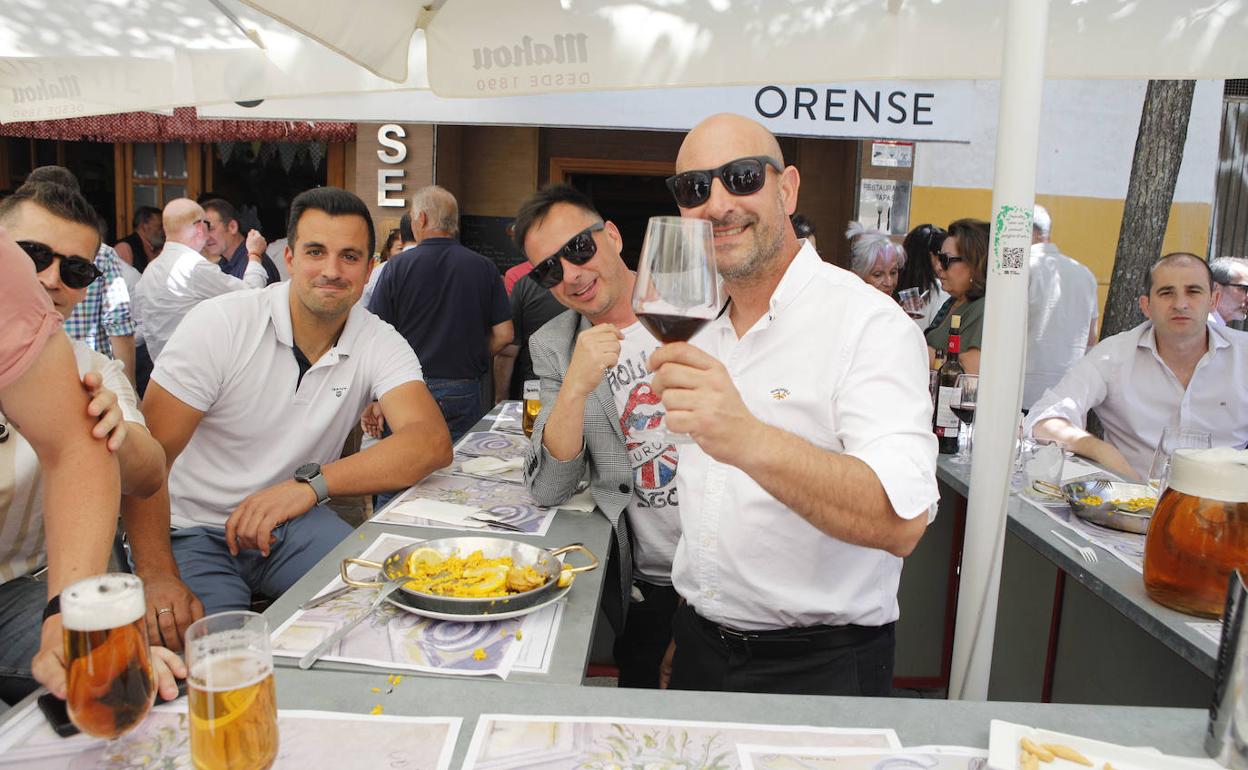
top-left (899, 287), bottom-right (927, 320)
top-left (631, 216), bottom-right (720, 443)
top-left (952, 373), bottom-right (979, 463)
top-left (1147, 427), bottom-right (1211, 492)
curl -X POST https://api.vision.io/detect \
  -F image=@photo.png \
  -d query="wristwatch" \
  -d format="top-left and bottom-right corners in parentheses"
top-left (294, 462), bottom-right (331, 506)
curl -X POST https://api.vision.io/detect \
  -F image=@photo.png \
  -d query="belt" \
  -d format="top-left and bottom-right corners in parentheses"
top-left (688, 607), bottom-right (891, 658)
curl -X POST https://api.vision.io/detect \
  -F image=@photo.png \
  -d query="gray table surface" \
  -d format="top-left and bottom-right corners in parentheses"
top-left (269, 667), bottom-right (1210, 766)
top-left (263, 409), bottom-right (615, 686)
top-left (937, 455), bottom-right (1218, 676)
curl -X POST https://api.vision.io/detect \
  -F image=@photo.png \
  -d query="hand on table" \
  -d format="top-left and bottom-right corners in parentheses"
top-left (141, 572), bottom-right (205, 653)
top-left (82, 371), bottom-right (127, 452)
top-left (225, 480), bottom-right (317, 557)
top-left (649, 342), bottom-right (764, 465)
top-left (565, 324), bottom-right (623, 398)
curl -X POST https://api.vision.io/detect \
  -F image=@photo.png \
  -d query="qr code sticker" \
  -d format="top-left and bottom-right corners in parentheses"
top-left (1002, 247), bottom-right (1024, 270)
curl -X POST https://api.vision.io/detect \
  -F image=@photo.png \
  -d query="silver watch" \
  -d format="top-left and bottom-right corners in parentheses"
top-left (294, 462), bottom-right (330, 506)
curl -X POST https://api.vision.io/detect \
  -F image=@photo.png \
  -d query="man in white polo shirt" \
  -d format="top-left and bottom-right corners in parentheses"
top-left (125, 188), bottom-right (453, 650)
top-left (649, 114), bottom-right (938, 696)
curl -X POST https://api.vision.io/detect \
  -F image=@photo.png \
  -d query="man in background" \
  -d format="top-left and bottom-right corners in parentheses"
top-left (202, 198), bottom-right (281, 285)
top-left (114, 205), bottom-right (163, 272)
top-left (1209, 256), bottom-right (1248, 327)
top-left (1022, 204), bottom-right (1099, 411)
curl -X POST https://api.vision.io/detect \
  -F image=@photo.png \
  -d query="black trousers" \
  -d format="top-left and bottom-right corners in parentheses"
top-left (668, 604), bottom-right (895, 696)
top-left (612, 582), bottom-right (680, 689)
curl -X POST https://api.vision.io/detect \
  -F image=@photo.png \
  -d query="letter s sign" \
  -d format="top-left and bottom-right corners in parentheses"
top-left (377, 124), bottom-right (407, 164)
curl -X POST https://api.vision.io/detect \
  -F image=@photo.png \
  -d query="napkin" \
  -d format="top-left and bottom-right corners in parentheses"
top-left (388, 498), bottom-right (488, 528)
top-left (461, 456), bottom-right (525, 476)
top-left (559, 489), bottom-right (596, 512)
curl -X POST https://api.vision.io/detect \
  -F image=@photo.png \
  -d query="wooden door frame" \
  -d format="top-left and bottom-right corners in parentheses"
top-left (548, 157), bottom-right (674, 184)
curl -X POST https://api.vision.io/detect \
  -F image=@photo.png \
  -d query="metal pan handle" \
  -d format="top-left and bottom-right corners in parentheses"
top-left (340, 557), bottom-right (386, 589)
top-left (1030, 480), bottom-right (1068, 501)
top-left (549, 543), bottom-right (599, 575)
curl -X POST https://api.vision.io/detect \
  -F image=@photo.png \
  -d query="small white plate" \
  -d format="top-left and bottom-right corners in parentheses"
top-left (386, 584), bottom-right (571, 622)
top-left (988, 720), bottom-right (1219, 770)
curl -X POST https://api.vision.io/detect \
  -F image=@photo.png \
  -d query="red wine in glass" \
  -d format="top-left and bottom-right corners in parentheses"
top-left (636, 313), bottom-right (711, 344)
top-left (950, 404), bottom-right (976, 425)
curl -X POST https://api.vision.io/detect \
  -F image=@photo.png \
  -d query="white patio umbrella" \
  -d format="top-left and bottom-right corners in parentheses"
top-left (0, 0), bottom-right (427, 123)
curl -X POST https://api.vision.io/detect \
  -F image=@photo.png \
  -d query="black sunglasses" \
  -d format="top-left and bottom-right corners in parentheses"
top-left (19, 240), bottom-right (101, 289)
top-left (1217, 280), bottom-right (1248, 292)
top-left (528, 222), bottom-right (605, 289)
top-left (666, 155), bottom-right (783, 208)
top-left (937, 251), bottom-right (965, 271)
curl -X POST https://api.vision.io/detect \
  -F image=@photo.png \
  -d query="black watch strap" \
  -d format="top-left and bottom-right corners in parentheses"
top-left (42, 594), bottom-right (60, 623)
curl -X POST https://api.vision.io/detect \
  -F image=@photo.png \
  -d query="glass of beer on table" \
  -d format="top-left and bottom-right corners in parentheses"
top-left (61, 573), bottom-right (157, 740)
top-left (522, 379), bottom-right (541, 438)
top-left (186, 611), bottom-right (279, 770)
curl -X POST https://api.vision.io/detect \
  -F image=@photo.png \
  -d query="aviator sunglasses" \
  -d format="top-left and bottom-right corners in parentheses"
top-left (528, 222), bottom-right (605, 289)
top-left (665, 155), bottom-right (783, 208)
top-left (20, 240), bottom-right (102, 289)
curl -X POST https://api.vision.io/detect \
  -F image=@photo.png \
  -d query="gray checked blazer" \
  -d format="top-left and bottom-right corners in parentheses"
top-left (524, 309), bottom-right (634, 633)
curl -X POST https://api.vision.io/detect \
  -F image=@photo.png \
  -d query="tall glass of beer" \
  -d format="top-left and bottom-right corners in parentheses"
top-left (186, 611), bottom-right (279, 770)
top-left (522, 379), bottom-right (541, 438)
top-left (61, 573), bottom-right (156, 739)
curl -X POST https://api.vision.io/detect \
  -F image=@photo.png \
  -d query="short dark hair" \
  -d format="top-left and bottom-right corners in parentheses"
top-left (202, 198), bottom-right (238, 226)
top-left (0, 181), bottom-right (103, 253)
top-left (1143, 252), bottom-right (1213, 295)
top-left (26, 165), bottom-right (80, 193)
top-left (133, 205), bottom-right (161, 229)
top-left (398, 212), bottom-right (414, 243)
top-left (287, 187), bottom-right (375, 257)
top-left (790, 213), bottom-right (815, 239)
top-left (512, 184), bottom-right (600, 255)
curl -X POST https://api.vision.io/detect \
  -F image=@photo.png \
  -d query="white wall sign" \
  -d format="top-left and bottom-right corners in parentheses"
top-left (871, 141), bottom-right (914, 168)
top-left (203, 81), bottom-right (976, 143)
top-left (858, 179), bottom-right (912, 236)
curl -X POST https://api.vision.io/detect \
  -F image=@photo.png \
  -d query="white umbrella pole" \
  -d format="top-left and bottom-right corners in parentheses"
top-left (948, 0), bottom-right (1049, 700)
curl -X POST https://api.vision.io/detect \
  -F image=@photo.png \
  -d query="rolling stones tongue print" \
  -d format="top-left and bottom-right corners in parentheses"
top-left (606, 339), bottom-right (679, 510)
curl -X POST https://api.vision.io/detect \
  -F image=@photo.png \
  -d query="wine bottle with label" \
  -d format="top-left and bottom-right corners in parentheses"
top-left (934, 315), bottom-right (965, 454)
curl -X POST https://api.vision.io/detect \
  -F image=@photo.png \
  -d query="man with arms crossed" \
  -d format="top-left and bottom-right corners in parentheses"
top-left (517, 184), bottom-right (683, 688)
top-left (126, 188), bottom-right (452, 650)
top-left (650, 114), bottom-right (938, 696)
top-left (1027, 252), bottom-right (1248, 480)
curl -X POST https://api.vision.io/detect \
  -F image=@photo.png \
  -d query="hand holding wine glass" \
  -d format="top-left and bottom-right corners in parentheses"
top-left (632, 216), bottom-right (719, 442)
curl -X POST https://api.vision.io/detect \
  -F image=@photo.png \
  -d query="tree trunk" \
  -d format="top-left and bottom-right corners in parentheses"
top-left (1101, 80), bottom-right (1197, 340)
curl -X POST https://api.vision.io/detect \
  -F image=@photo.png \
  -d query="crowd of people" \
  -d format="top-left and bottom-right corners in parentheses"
top-left (1, 112), bottom-right (1246, 708)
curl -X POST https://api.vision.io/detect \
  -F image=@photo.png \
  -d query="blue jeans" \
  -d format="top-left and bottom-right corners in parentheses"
top-left (373, 377), bottom-right (483, 511)
top-left (0, 576), bottom-right (49, 704)
top-left (171, 505), bottom-right (352, 616)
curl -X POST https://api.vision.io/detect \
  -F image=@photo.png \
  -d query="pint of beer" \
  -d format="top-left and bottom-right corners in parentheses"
top-left (186, 611), bottom-right (278, 770)
top-left (61, 573), bottom-right (156, 739)
top-left (522, 379), bottom-right (541, 438)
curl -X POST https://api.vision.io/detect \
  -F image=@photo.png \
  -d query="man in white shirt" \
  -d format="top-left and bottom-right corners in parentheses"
top-left (132, 198), bottom-right (269, 361)
top-left (0, 181), bottom-right (169, 703)
top-left (517, 184), bottom-right (683, 689)
top-left (1210, 256), bottom-right (1248, 327)
top-left (124, 188), bottom-right (453, 651)
top-left (1027, 252), bottom-right (1248, 480)
top-left (649, 114), bottom-right (939, 696)
top-left (1023, 205), bottom-right (1100, 410)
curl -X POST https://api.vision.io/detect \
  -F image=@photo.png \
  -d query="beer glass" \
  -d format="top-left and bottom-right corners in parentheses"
top-left (631, 216), bottom-right (719, 443)
top-left (522, 379), bottom-right (541, 438)
top-left (186, 612), bottom-right (279, 770)
top-left (1147, 427), bottom-right (1212, 492)
top-left (61, 573), bottom-right (157, 740)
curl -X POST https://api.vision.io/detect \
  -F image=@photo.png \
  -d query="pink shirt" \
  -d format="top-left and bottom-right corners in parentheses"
top-left (0, 230), bottom-right (61, 389)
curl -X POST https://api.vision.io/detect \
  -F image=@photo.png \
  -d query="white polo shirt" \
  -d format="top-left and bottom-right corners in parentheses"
top-left (152, 282), bottom-right (423, 529)
top-left (1023, 243), bottom-right (1099, 409)
top-left (133, 241), bottom-right (268, 360)
top-left (671, 243), bottom-right (939, 631)
top-left (1025, 321), bottom-right (1248, 480)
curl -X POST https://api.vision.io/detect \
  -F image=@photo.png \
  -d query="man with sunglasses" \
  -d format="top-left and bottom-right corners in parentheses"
top-left (648, 114), bottom-right (938, 697)
top-left (0, 182), bottom-right (168, 703)
top-left (1210, 257), bottom-right (1248, 328)
top-left (132, 198), bottom-right (269, 362)
top-left (516, 184), bottom-right (686, 689)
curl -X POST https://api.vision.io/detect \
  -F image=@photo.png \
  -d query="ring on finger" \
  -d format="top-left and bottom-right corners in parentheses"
top-left (156, 607), bottom-right (173, 616)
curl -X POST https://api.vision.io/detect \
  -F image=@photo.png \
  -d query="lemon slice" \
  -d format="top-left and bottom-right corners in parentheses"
top-left (462, 564), bottom-right (509, 595)
top-left (404, 546), bottom-right (444, 574)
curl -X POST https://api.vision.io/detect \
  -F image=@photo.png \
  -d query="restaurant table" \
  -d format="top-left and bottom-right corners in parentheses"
top-left (935, 454), bottom-right (1216, 707)
top-left (261, 406), bottom-right (616, 686)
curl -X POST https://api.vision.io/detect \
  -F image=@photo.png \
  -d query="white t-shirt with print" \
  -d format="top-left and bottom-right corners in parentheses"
top-left (605, 322), bottom-right (681, 586)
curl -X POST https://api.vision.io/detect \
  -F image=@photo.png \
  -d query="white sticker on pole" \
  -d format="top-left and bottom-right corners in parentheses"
top-left (991, 204), bottom-right (1033, 277)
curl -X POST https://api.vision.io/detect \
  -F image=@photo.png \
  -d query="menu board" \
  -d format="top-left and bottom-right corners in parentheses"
top-left (460, 214), bottom-right (523, 274)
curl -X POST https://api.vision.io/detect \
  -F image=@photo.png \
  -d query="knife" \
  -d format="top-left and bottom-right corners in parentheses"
top-left (298, 580), bottom-right (405, 670)
top-left (299, 584), bottom-right (355, 611)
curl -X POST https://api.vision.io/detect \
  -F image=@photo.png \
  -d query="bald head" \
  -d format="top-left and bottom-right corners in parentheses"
top-left (163, 198), bottom-right (208, 252)
top-left (676, 113), bottom-right (785, 173)
top-left (411, 185), bottom-right (459, 239)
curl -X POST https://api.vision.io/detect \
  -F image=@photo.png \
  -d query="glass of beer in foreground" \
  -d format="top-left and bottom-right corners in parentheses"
top-left (522, 379), bottom-right (541, 438)
top-left (186, 611), bottom-right (279, 770)
top-left (62, 573), bottom-right (157, 740)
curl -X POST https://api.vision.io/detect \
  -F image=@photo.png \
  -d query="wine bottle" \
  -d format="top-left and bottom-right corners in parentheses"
top-left (935, 315), bottom-right (965, 454)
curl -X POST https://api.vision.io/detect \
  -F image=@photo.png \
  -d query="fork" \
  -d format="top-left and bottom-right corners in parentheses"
top-left (1050, 529), bottom-right (1098, 564)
